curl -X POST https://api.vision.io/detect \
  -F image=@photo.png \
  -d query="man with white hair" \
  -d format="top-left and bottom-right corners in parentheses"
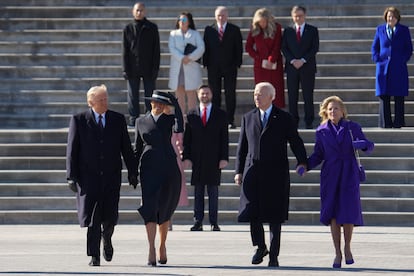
top-left (235, 82), bottom-right (307, 267)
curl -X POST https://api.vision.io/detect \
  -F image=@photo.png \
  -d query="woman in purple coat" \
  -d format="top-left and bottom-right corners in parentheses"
top-left (371, 6), bottom-right (413, 128)
top-left (304, 96), bottom-right (374, 268)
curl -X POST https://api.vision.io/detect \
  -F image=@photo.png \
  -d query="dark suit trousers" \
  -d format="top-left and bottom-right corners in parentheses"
top-left (86, 201), bottom-right (115, 257)
top-left (193, 184), bottom-right (218, 224)
top-left (208, 68), bottom-right (237, 125)
top-left (127, 74), bottom-right (155, 125)
top-left (250, 221), bottom-right (281, 259)
top-left (378, 95), bottom-right (405, 128)
top-left (286, 65), bottom-right (315, 126)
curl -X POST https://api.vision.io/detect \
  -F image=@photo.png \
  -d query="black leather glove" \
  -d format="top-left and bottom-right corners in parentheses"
top-left (128, 174), bottom-right (139, 189)
top-left (122, 71), bottom-right (128, 80)
top-left (68, 179), bottom-right (78, 193)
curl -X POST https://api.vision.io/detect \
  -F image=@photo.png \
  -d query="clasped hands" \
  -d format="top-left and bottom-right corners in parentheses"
top-left (128, 174), bottom-right (139, 189)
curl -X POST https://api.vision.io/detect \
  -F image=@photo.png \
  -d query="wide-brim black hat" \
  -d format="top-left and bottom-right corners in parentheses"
top-left (144, 91), bottom-right (172, 105)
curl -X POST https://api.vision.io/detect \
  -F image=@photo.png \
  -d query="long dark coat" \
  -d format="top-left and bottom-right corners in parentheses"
top-left (371, 23), bottom-right (413, 97)
top-left (182, 106), bottom-right (229, 186)
top-left (235, 106), bottom-right (307, 223)
top-left (122, 18), bottom-right (160, 78)
top-left (134, 113), bottom-right (183, 224)
top-left (66, 109), bottom-right (137, 227)
top-left (307, 120), bottom-right (374, 226)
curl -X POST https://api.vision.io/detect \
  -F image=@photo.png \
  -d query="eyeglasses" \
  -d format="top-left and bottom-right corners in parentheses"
top-left (179, 17), bottom-right (188, 23)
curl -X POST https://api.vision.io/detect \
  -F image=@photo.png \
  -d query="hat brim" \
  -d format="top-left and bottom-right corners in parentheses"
top-left (143, 96), bottom-right (172, 105)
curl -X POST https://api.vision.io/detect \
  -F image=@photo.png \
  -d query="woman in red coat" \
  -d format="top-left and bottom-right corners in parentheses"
top-left (246, 8), bottom-right (285, 108)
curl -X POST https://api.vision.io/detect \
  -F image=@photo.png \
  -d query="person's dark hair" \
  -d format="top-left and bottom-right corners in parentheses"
top-left (175, 12), bottom-right (196, 30)
top-left (198, 84), bottom-right (210, 90)
top-left (383, 6), bottom-right (401, 23)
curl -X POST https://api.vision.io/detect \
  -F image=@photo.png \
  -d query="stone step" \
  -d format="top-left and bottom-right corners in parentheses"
top-left (0, 169), bottom-right (413, 185)
top-left (2, 27), bottom-right (407, 43)
top-left (1, 155), bottom-right (414, 171)
top-left (3, 76), bottom-right (413, 91)
top-left (2, 209), bottom-right (413, 226)
top-left (1, 114), bottom-right (414, 129)
top-left (2, 64), bottom-right (414, 79)
top-left (1, 128), bottom-right (414, 143)
top-left (2, 183), bottom-right (414, 198)
top-left (2, 88), bottom-right (414, 104)
top-left (3, 101), bottom-right (414, 116)
top-left (0, 51), bottom-right (385, 66)
top-left (1, 3), bottom-right (414, 18)
top-left (2, 16), bottom-right (414, 31)
top-left (1, 195), bottom-right (413, 213)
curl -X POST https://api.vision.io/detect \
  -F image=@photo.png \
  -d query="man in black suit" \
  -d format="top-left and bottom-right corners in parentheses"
top-left (282, 5), bottom-right (319, 129)
top-left (122, 2), bottom-right (160, 126)
top-left (203, 6), bottom-right (243, 129)
top-left (66, 84), bottom-right (138, 266)
top-left (234, 82), bottom-right (307, 267)
top-left (183, 85), bottom-right (229, 231)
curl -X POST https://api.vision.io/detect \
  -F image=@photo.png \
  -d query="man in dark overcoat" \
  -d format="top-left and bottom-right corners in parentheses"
top-left (66, 84), bottom-right (138, 266)
top-left (281, 5), bottom-right (319, 129)
top-left (183, 85), bottom-right (229, 231)
top-left (203, 6), bottom-right (243, 128)
top-left (122, 2), bottom-right (160, 126)
top-left (234, 82), bottom-right (307, 267)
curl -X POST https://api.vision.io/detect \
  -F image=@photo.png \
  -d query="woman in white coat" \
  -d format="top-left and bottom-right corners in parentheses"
top-left (168, 12), bottom-right (205, 115)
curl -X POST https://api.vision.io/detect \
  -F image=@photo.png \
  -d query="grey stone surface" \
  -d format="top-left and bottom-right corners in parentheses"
top-left (0, 224), bottom-right (413, 275)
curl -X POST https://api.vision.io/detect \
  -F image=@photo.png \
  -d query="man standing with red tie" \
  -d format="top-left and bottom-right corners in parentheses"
top-left (282, 5), bottom-right (319, 129)
top-left (203, 6), bottom-right (243, 129)
top-left (183, 85), bottom-right (229, 231)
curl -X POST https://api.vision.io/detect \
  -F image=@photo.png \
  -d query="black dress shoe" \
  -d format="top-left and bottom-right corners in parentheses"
top-left (211, 224), bottom-right (221, 231)
top-left (268, 258), bottom-right (279, 267)
top-left (103, 238), bottom-right (113, 262)
top-left (190, 221), bottom-right (203, 231)
top-left (251, 247), bottom-right (269, 265)
top-left (305, 124), bottom-right (313, 129)
top-left (89, 256), bottom-right (100, 266)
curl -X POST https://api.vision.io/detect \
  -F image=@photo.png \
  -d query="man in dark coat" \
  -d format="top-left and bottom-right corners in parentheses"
top-left (203, 6), bottom-right (243, 129)
top-left (183, 85), bottom-right (229, 231)
top-left (282, 5), bottom-right (319, 129)
top-left (122, 2), bottom-right (160, 126)
top-left (234, 82), bottom-right (307, 267)
top-left (66, 84), bottom-right (138, 266)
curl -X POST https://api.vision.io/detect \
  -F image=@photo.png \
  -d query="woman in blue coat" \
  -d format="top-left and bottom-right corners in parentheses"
top-left (305, 96), bottom-right (374, 268)
top-left (371, 6), bottom-right (413, 128)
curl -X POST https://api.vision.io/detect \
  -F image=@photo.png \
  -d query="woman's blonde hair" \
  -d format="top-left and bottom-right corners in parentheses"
top-left (319, 96), bottom-right (348, 124)
top-left (251, 8), bottom-right (276, 39)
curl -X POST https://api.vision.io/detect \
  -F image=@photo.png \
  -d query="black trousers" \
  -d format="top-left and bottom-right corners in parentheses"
top-left (193, 184), bottom-right (219, 224)
top-left (208, 67), bottom-right (237, 125)
top-left (286, 65), bottom-right (315, 127)
top-left (378, 95), bottom-right (405, 128)
top-left (250, 220), bottom-right (281, 260)
top-left (126, 74), bottom-right (156, 125)
top-left (86, 202), bottom-right (115, 257)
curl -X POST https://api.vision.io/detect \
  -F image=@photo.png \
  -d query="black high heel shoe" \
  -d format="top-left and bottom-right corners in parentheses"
top-left (158, 259), bottom-right (167, 265)
top-left (147, 261), bottom-right (156, 267)
top-left (158, 246), bottom-right (167, 264)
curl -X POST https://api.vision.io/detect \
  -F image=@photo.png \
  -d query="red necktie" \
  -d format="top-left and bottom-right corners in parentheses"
top-left (202, 107), bottom-right (207, 126)
top-left (296, 26), bottom-right (301, 42)
top-left (219, 25), bottom-right (224, 41)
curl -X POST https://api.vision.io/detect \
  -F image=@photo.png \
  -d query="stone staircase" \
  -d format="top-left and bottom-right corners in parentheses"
top-left (0, 0), bottom-right (413, 225)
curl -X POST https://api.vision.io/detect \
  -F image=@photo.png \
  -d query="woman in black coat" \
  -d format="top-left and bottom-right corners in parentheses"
top-left (134, 91), bottom-right (183, 266)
